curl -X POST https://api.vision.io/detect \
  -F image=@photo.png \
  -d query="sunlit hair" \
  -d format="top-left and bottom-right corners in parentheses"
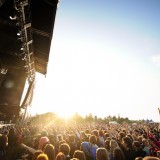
top-left (59, 143), bottom-right (70, 156)
top-left (143, 156), bottom-right (160, 160)
top-left (106, 137), bottom-right (111, 141)
top-left (118, 132), bottom-right (126, 141)
top-left (104, 133), bottom-right (110, 139)
top-left (135, 157), bottom-right (143, 160)
top-left (43, 144), bottom-right (55, 160)
top-left (73, 150), bottom-right (86, 160)
top-left (110, 139), bottom-right (120, 151)
top-left (85, 129), bottom-right (90, 134)
top-left (96, 147), bottom-right (110, 160)
top-left (36, 153), bottom-right (49, 160)
top-left (55, 152), bottom-right (66, 160)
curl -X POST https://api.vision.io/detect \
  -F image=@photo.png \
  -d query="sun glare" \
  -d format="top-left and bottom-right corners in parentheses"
top-left (56, 110), bottom-right (75, 119)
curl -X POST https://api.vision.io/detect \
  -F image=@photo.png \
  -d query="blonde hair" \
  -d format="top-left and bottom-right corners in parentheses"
top-left (36, 153), bottom-right (48, 160)
top-left (143, 156), bottom-right (160, 160)
top-left (110, 140), bottom-right (119, 151)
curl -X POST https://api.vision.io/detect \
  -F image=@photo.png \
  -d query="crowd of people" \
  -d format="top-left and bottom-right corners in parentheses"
top-left (0, 121), bottom-right (160, 160)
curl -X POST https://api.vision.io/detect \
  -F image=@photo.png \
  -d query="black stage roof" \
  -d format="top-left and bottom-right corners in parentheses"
top-left (0, 0), bottom-right (59, 121)
top-left (0, 0), bottom-right (59, 75)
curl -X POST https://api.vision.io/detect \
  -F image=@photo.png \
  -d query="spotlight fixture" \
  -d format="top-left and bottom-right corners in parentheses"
top-left (9, 15), bottom-right (17, 20)
top-left (0, 68), bottom-right (8, 74)
top-left (17, 31), bottom-right (21, 36)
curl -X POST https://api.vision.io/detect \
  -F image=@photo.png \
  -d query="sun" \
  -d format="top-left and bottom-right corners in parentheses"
top-left (55, 110), bottom-right (75, 119)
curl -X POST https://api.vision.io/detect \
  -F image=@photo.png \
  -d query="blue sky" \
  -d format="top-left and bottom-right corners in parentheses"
top-left (31, 0), bottom-right (160, 122)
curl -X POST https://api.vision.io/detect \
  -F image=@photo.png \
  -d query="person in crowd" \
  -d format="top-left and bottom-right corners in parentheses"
top-left (148, 137), bottom-right (160, 156)
top-left (122, 136), bottom-right (135, 160)
top-left (142, 156), bottom-right (160, 160)
top-left (117, 132), bottom-right (126, 143)
top-left (137, 136), bottom-right (144, 148)
top-left (32, 135), bottom-right (42, 150)
top-left (36, 153), bottom-right (49, 160)
top-left (8, 127), bottom-right (16, 148)
top-left (89, 135), bottom-right (99, 160)
top-left (96, 147), bottom-right (110, 160)
top-left (55, 152), bottom-right (66, 160)
top-left (156, 150), bottom-right (160, 158)
top-left (38, 136), bottom-right (50, 150)
top-left (104, 133), bottom-right (110, 141)
top-left (59, 143), bottom-right (71, 160)
top-left (104, 140), bottom-right (110, 154)
top-left (0, 131), bottom-right (9, 160)
top-left (43, 144), bottom-right (55, 160)
top-left (41, 130), bottom-right (48, 137)
top-left (80, 131), bottom-right (90, 142)
top-left (67, 134), bottom-right (77, 158)
top-left (113, 148), bottom-right (125, 160)
top-left (142, 138), bottom-right (152, 156)
top-left (73, 149), bottom-right (86, 160)
top-left (133, 130), bottom-right (140, 138)
top-left (132, 141), bottom-right (146, 158)
top-left (92, 130), bottom-right (101, 147)
top-left (126, 134), bottom-right (134, 143)
top-left (32, 150), bottom-right (43, 160)
top-left (117, 131), bottom-right (126, 150)
top-left (98, 130), bottom-right (105, 147)
top-left (109, 139), bottom-right (122, 160)
top-left (2, 119), bottom-right (160, 160)
top-left (80, 138), bottom-right (91, 160)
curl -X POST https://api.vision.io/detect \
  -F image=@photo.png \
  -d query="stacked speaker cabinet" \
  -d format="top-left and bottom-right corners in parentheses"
top-left (0, 69), bottom-right (26, 121)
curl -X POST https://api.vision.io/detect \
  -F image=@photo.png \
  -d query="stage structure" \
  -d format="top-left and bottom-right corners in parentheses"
top-left (0, 0), bottom-right (59, 122)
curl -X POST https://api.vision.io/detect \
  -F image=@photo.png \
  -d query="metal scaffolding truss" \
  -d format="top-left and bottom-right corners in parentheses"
top-left (13, 0), bottom-right (35, 83)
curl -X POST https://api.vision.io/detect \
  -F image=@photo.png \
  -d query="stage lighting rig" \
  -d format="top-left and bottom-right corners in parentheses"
top-left (8, 0), bottom-right (36, 118)
top-left (0, 68), bottom-right (8, 74)
top-left (13, 0), bottom-right (35, 83)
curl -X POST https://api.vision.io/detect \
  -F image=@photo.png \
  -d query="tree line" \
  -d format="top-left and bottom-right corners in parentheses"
top-left (29, 112), bottom-right (153, 125)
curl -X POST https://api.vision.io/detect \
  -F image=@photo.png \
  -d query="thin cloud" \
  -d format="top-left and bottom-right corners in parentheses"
top-left (151, 55), bottom-right (160, 68)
